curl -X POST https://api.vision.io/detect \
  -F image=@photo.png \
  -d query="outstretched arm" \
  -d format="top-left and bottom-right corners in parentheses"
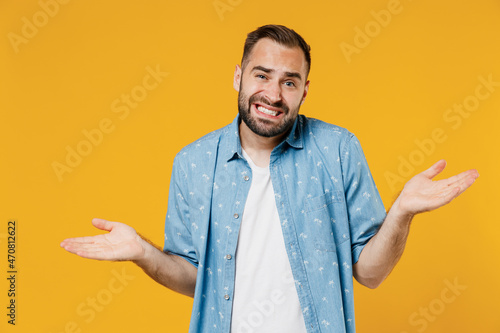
top-left (60, 218), bottom-right (197, 297)
top-left (353, 160), bottom-right (479, 289)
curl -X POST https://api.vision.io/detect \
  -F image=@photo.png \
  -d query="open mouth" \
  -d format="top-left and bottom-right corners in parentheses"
top-left (254, 103), bottom-right (283, 118)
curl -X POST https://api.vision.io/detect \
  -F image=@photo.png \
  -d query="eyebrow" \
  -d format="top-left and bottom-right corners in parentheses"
top-left (251, 65), bottom-right (302, 81)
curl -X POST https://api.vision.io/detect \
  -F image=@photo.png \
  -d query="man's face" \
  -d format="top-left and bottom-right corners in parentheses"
top-left (234, 38), bottom-right (309, 139)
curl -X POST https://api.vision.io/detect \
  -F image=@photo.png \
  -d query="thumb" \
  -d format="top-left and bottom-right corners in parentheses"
top-left (421, 159), bottom-right (447, 180)
top-left (92, 218), bottom-right (113, 232)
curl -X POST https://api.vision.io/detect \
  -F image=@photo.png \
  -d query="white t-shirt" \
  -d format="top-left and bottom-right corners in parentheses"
top-left (230, 149), bottom-right (307, 333)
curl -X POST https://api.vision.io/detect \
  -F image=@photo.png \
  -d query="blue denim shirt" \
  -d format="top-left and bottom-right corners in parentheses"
top-left (164, 114), bottom-right (386, 333)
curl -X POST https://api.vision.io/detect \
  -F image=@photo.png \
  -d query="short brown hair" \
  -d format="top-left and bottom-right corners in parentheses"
top-left (241, 24), bottom-right (311, 76)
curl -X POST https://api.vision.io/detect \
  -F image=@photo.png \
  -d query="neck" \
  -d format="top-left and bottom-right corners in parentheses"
top-left (239, 121), bottom-right (287, 168)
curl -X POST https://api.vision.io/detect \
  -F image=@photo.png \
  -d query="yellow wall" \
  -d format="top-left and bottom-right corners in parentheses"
top-left (1, 0), bottom-right (498, 332)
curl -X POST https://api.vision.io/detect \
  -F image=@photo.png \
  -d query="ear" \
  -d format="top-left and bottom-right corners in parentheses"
top-left (233, 64), bottom-right (242, 92)
top-left (301, 80), bottom-right (310, 105)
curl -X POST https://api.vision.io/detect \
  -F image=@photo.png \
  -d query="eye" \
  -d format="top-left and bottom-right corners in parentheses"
top-left (284, 81), bottom-right (296, 87)
top-left (256, 74), bottom-right (267, 79)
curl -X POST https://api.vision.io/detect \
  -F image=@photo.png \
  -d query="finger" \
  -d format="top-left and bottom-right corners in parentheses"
top-left (60, 242), bottom-right (94, 253)
top-left (441, 171), bottom-right (478, 196)
top-left (421, 160), bottom-right (447, 180)
top-left (61, 243), bottom-right (114, 260)
top-left (442, 169), bottom-right (479, 187)
top-left (452, 172), bottom-right (478, 196)
top-left (60, 239), bottom-right (93, 252)
top-left (60, 234), bottom-right (104, 246)
top-left (439, 186), bottom-right (461, 205)
top-left (435, 174), bottom-right (476, 207)
top-left (75, 251), bottom-right (115, 261)
top-left (92, 218), bottom-right (113, 232)
top-left (68, 248), bottom-right (114, 260)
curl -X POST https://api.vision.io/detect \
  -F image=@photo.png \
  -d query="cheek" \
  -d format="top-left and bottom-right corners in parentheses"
top-left (284, 92), bottom-right (304, 107)
top-left (242, 86), bottom-right (261, 100)
top-left (242, 78), bottom-right (262, 90)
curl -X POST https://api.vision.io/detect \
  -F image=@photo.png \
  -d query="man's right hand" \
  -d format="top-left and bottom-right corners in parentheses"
top-left (60, 218), bottom-right (146, 261)
top-left (60, 218), bottom-right (197, 297)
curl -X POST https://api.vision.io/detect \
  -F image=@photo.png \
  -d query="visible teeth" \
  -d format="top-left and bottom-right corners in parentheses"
top-left (257, 106), bottom-right (278, 116)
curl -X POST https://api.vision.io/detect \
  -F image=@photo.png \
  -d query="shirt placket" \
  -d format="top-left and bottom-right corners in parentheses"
top-left (270, 153), bottom-right (322, 333)
top-left (221, 158), bottom-right (252, 332)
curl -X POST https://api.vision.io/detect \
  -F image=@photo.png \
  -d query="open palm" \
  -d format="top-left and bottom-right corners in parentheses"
top-left (60, 218), bottom-right (145, 261)
top-left (397, 159), bottom-right (479, 215)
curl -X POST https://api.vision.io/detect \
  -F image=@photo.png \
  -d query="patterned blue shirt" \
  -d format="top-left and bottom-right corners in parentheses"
top-left (163, 114), bottom-right (386, 332)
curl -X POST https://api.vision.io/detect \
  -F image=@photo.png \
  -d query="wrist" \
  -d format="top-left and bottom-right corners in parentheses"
top-left (390, 196), bottom-right (415, 225)
top-left (132, 236), bottom-right (153, 264)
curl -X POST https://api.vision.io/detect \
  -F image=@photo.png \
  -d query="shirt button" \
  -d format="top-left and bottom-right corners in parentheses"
top-left (224, 294), bottom-right (230, 300)
top-left (233, 213), bottom-right (239, 219)
top-left (225, 254), bottom-right (232, 260)
top-left (244, 176), bottom-right (249, 181)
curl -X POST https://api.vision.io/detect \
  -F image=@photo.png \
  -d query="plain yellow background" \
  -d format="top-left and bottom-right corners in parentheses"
top-left (1, 0), bottom-right (499, 332)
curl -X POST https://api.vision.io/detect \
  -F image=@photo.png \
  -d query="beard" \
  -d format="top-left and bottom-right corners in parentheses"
top-left (237, 89), bottom-right (300, 138)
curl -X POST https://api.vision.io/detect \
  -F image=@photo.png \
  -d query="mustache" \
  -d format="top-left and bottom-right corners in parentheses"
top-left (248, 95), bottom-right (289, 113)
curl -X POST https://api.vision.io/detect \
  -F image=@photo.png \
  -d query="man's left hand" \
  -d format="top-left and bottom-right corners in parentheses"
top-left (394, 159), bottom-right (479, 217)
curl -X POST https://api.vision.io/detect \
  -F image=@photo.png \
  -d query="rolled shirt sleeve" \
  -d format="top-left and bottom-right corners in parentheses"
top-left (341, 133), bottom-right (387, 264)
top-left (163, 154), bottom-right (199, 268)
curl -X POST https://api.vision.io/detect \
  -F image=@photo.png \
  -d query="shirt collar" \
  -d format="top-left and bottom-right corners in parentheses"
top-left (225, 115), bottom-right (243, 162)
top-left (283, 114), bottom-right (304, 149)
top-left (224, 114), bottom-right (304, 163)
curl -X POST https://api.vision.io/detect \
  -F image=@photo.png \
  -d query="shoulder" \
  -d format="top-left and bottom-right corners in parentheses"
top-left (299, 115), bottom-right (355, 146)
top-left (297, 115), bottom-right (367, 169)
top-left (172, 122), bottom-right (232, 167)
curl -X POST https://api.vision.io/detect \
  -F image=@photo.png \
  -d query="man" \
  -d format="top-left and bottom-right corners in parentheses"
top-left (61, 25), bottom-right (478, 332)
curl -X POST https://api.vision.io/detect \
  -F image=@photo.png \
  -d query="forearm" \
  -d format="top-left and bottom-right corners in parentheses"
top-left (353, 160), bottom-right (478, 288)
top-left (353, 197), bottom-right (413, 289)
top-left (133, 237), bottom-right (197, 297)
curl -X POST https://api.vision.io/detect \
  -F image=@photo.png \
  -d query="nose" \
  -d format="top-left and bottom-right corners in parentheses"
top-left (264, 81), bottom-right (282, 105)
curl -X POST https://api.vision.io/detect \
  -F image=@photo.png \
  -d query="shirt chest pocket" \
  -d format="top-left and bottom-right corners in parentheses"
top-left (304, 190), bottom-right (350, 248)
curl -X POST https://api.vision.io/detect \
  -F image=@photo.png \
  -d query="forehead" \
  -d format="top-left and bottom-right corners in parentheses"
top-left (244, 38), bottom-right (308, 78)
